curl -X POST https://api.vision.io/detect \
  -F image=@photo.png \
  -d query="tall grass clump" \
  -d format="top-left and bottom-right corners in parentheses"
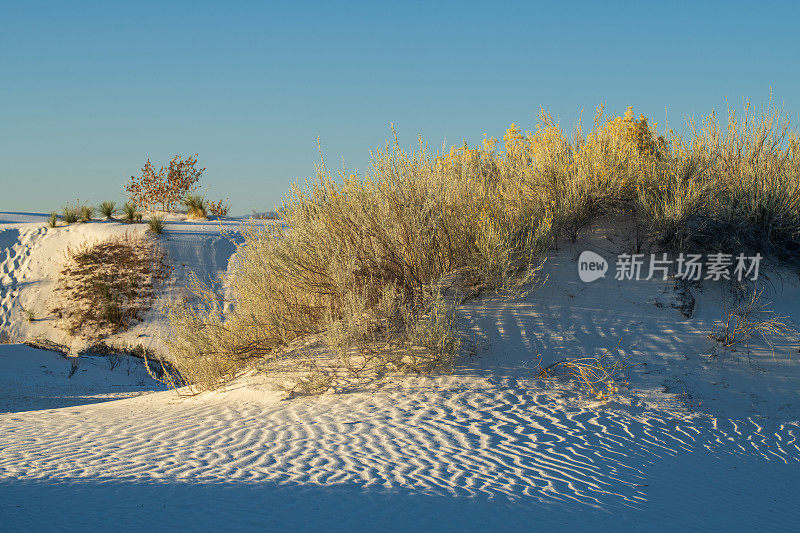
top-left (99, 201), bottom-right (116, 219)
top-left (184, 194), bottom-right (207, 219)
top-left (49, 211), bottom-right (59, 228)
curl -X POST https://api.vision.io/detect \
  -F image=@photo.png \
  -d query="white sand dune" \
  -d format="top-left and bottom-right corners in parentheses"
top-left (0, 213), bottom-right (242, 354)
top-left (1, 213), bottom-right (799, 530)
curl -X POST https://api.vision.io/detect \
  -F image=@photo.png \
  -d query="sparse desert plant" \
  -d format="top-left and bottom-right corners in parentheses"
top-left (184, 194), bottom-right (207, 219)
top-left (126, 154), bottom-right (204, 212)
top-left (98, 201), bottom-right (116, 219)
top-left (79, 205), bottom-right (95, 222)
top-left (55, 233), bottom-right (169, 339)
top-left (62, 206), bottom-right (79, 224)
top-left (537, 343), bottom-right (632, 401)
top-left (709, 285), bottom-right (792, 357)
top-left (208, 198), bottom-right (230, 217)
top-left (49, 211), bottom-right (59, 228)
top-left (148, 215), bottom-right (165, 234)
top-left (122, 202), bottom-right (139, 223)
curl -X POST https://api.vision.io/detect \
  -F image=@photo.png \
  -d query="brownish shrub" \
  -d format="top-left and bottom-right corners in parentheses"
top-left (208, 198), bottom-right (230, 217)
top-left (126, 154), bottom-right (205, 212)
top-left (56, 233), bottom-right (170, 339)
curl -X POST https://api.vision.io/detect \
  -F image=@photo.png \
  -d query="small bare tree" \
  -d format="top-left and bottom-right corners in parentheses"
top-left (126, 154), bottom-right (205, 211)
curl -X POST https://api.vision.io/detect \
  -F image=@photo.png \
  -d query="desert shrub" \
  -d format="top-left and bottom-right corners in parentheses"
top-left (537, 343), bottom-right (632, 401)
top-left (79, 205), bottom-right (95, 222)
top-left (208, 198), bottom-right (230, 217)
top-left (167, 98), bottom-right (800, 392)
top-left (166, 136), bottom-right (552, 391)
top-left (683, 102), bottom-right (800, 258)
top-left (122, 202), bottom-right (139, 223)
top-left (148, 215), bottom-right (165, 234)
top-left (62, 206), bottom-right (79, 224)
top-left (55, 233), bottom-right (169, 339)
top-left (709, 284), bottom-right (792, 357)
top-left (98, 201), bottom-right (116, 219)
top-left (184, 194), bottom-right (207, 219)
top-left (126, 154), bottom-right (204, 212)
top-left (48, 212), bottom-right (59, 228)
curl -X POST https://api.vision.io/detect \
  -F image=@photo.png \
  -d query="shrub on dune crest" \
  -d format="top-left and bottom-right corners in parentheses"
top-left (184, 194), bottom-right (207, 219)
top-left (62, 206), bottom-right (79, 224)
top-left (208, 198), bottom-right (230, 217)
top-left (98, 201), bottom-right (116, 219)
top-left (167, 99), bottom-right (800, 392)
top-left (122, 202), bottom-right (140, 223)
top-left (79, 205), bottom-right (95, 222)
top-left (167, 137), bottom-right (552, 391)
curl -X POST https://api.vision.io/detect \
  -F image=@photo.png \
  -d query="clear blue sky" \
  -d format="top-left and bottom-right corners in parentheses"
top-left (2, 0), bottom-right (798, 214)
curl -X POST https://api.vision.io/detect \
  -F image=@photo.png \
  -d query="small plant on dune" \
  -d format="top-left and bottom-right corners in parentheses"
top-left (122, 202), bottom-right (139, 223)
top-left (55, 233), bottom-right (170, 339)
top-left (126, 154), bottom-right (205, 212)
top-left (98, 201), bottom-right (116, 219)
top-left (62, 206), bottom-right (79, 224)
top-left (709, 284), bottom-right (792, 358)
top-left (148, 215), bottom-right (165, 235)
top-left (49, 211), bottom-right (59, 228)
top-left (208, 198), bottom-right (230, 217)
top-left (537, 342), bottom-right (632, 401)
top-left (184, 194), bottom-right (207, 219)
top-left (79, 205), bottom-right (95, 222)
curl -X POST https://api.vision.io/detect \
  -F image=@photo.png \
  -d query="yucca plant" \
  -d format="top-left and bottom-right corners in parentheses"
top-left (184, 194), bottom-right (207, 219)
top-left (48, 211), bottom-right (59, 228)
top-left (80, 205), bottom-right (95, 222)
top-left (98, 201), bottom-right (116, 219)
top-left (62, 206), bottom-right (79, 224)
top-left (148, 215), bottom-right (165, 234)
top-left (122, 202), bottom-right (139, 223)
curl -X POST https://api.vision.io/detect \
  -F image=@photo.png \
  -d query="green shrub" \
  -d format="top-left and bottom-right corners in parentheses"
top-left (148, 215), bottom-right (165, 234)
top-left (98, 201), bottom-right (116, 219)
top-left (122, 202), bottom-right (139, 223)
top-left (49, 211), bottom-right (59, 228)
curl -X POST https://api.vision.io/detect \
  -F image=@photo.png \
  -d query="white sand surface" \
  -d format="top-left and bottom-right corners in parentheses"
top-left (1, 213), bottom-right (799, 530)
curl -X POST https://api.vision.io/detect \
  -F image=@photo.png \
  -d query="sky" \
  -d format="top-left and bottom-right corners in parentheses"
top-left (1, 0), bottom-right (799, 215)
